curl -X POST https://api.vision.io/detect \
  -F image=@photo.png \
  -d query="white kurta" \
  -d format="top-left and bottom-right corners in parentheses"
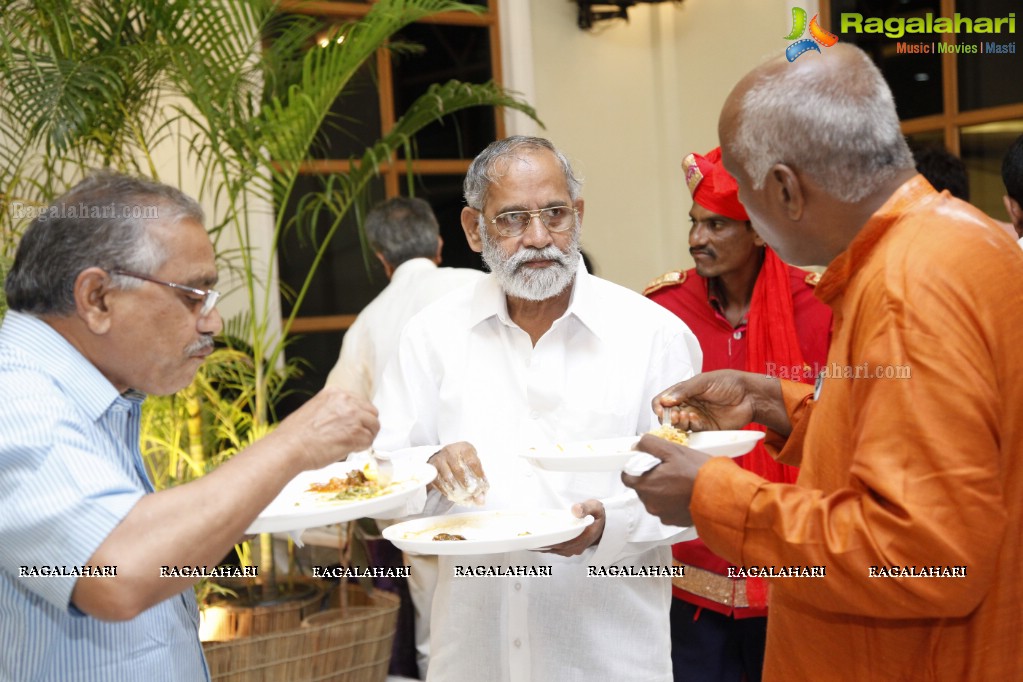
top-left (375, 262), bottom-right (703, 682)
top-left (325, 258), bottom-right (483, 400)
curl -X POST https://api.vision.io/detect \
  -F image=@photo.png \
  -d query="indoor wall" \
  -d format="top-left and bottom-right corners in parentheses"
top-left (504, 0), bottom-right (820, 292)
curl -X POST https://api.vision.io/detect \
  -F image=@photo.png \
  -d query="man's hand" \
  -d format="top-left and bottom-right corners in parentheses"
top-left (541, 500), bottom-right (605, 557)
top-left (621, 434), bottom-right (714, 527)
top-left (656, 369), bottom-right (790, 436)
top-left (274, 386), bottom-right (380, 471)
top-left (428, 442), bottom-right (489, 505)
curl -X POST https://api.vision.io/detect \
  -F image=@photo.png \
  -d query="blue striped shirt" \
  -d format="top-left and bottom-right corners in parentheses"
top-left (0, 311), bottom-right (209, 681)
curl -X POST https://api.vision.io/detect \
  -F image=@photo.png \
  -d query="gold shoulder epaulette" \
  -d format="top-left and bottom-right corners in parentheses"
top-left (804, 272), bottom-right (821, 287)
top-left (643, 270), bottom-right (687, 296)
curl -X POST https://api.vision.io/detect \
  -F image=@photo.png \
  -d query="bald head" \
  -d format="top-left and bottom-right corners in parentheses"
top-left (715, 45), bottom-right (917, 265)
top-left (720, 44), bottom-right (914, 204)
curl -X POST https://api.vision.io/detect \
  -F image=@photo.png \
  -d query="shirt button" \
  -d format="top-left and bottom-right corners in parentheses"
top-left (514, 582), bottom-right (522, 591)
top-left (733, 331), bottom-right (742, 340)
top-left (513, 638), bottom-right (522, 648)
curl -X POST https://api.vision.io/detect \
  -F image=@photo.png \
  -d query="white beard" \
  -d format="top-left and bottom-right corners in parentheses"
top-left (479, 220), bottom-right (581, 301)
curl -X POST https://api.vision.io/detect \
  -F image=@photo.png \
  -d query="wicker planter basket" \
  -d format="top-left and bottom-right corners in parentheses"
top-left (202, 585), bottom-right (400, 682)
top-left (201, 578), bottom-right (324, 642)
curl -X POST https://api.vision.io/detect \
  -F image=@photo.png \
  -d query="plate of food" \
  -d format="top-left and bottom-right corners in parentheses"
top-left (521, 429), bottom-right (767, 473)
top-left (382, 509), bottom-right (594, 555)
top-left (519, 436), bottom-right (641, 473)
top-left (245, 460), bottom-right (436, 534)
top-left (685, 430), bottom-right (765, 457)
top-left (622, 429), bottom-right (768, 477)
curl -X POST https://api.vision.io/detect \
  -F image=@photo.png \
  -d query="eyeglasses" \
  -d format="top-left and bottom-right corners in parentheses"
top-left (112, 269), bottom-right (221, 318)
top-left (487, 205), bottom-right (578, 237)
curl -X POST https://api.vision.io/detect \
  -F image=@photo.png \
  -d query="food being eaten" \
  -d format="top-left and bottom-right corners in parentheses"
top-left (648, 424), bottom-right (690, 445)
top-left (432, 533), bottom-right (467, 541)
top-left (306, 469), bottom-right (381, 501)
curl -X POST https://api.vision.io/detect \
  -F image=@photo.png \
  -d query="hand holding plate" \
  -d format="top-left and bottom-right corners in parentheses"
top-left (540, 500), bottom-right (604, 557)
top-left (621, 434), bottom-right (713, 527)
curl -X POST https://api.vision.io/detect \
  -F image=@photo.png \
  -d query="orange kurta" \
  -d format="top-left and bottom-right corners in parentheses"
top-left (690, 175), bottom-right (1023, 681)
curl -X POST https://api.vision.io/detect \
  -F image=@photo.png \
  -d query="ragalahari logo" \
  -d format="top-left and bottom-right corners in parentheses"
top-left (784, 7), bottom-right (839, 61)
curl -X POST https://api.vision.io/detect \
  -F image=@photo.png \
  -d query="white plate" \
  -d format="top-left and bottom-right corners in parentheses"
top-left (382, 509), bottom-right (594, 555)
top-left (521, 431), bottom-right (767, 473)
top-left (686, 430), bottom-right (766, 457)
top-left (246, 461), bottom-right (436, 534)
top-left (519, 436), bottom-right (640, 472)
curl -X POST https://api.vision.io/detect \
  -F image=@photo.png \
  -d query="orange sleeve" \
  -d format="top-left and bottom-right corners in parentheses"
top-left (690, 275), bottom-right (1011, 621)
top-left (763, 380), bottom-right (815, 467)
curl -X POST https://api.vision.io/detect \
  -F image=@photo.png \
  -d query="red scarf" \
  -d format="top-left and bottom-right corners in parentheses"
top-left (741, 247), bottom-right (808, 484)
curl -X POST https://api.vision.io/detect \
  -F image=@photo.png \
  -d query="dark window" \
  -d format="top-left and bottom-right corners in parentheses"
top-left (392, 24), bottom-right (496, 159)
top-left (828, 0), bottom-right (943, 119)
top-left (274, 4), bottom-right (502, 401)
top-left (955, 0), bottom-right (1023, 112)
top-left (400, 173), bottom-right (486, 271)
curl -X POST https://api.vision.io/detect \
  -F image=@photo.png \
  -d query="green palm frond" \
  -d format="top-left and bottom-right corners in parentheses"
top-left (0, 0), bottom-right (169, 164)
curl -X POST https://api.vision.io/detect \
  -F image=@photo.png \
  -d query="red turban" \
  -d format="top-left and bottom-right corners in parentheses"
top-left (681, 147), bottom-right (749, 222)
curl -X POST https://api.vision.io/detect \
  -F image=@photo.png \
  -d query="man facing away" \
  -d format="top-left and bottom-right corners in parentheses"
top-left (374, 135), bottom-right (702, 682)
top-left (325, 196), bottom-right (481, 679)
top-left (0, 173), bottom-right (378, 681)
top-left (325, 196), bottom-right (483, 401)
top-left (644, 147), bottom-right (831, 682)
top-left (624, 44), bottom-right (1023, 681)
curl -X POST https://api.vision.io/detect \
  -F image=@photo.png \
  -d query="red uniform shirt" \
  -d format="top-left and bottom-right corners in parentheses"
top-left (646, 262), bottom-right (832, 616)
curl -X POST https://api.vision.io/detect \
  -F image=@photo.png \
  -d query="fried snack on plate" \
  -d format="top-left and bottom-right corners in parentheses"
top-left (647, 424), bottom-right (690, 445)
top-left (433, 533), bottom-right (467, 541)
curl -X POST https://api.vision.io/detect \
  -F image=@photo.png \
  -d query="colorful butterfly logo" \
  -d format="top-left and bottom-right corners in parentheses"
top-left (784, 7), bottom-right (839, 62)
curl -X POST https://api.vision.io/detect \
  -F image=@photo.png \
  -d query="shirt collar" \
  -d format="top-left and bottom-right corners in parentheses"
top-left (468, 257), bottom-right (607, 339)
top-left (0, 310), bottom-right (123, 421)
top-left (817, 174), bottom-right (935, 306)
top-left (704, 278), bottom-right (749, 328)
top-left (389, 257), bottom-right (438, 286)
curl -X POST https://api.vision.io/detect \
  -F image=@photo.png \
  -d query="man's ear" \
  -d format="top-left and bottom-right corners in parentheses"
top-left (374, 251), bottom-right (394, 279)
top-left (461, 207), bottom-right (483, 253)
top-left (434, 235), bottom-right (444, 264)
top-left (1004, 195), bottom-right (1023, 238)
top-left (748, 222), bottom-right (766, 247)
top-left (766, 163), bottom-right (805, 221)
top-left (74, 267), bottom-right (116, 334)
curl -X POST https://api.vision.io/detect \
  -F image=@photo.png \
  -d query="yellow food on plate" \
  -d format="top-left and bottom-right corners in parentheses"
top-left (648, 424), bottom-right (690, 445)
top-left (306, 469), bottom-right (382, 501)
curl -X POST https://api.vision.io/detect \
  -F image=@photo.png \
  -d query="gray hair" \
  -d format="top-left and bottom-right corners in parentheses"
top-left (733, 48), bottom-right (914, 203)
top-left (463, 136), bottom-right (583, 210)
top-left (365, 196), bottom-right (440, 267)
top-left (5, 171), bottom-right (205, 315)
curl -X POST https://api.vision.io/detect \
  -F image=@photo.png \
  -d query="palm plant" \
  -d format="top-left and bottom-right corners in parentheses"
top-left (1, 0), bottom-right (538, 597)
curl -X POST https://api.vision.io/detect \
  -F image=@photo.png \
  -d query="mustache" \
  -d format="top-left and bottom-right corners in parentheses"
top-left (689, 247), bottom-right (715, 258)
top-left (185, 336), bottom-right (215, 356)
top-left (508, 244), bottom-right (573, 269)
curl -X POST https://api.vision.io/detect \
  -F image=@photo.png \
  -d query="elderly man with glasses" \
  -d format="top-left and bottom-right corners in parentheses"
top-left (373, 136), bottom-right (703, 682)
top-left (0, 172), bottom-right (379, 681)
